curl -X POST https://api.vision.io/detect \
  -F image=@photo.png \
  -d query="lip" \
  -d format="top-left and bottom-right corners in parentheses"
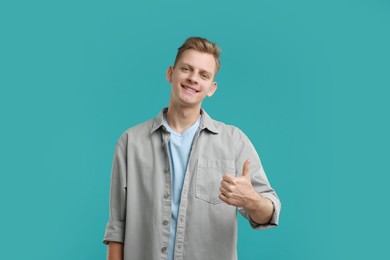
top-left (181, 84), bottom-right (199, 93)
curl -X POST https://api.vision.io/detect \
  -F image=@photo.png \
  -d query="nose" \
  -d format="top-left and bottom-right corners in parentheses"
top-left (187, 72), bottom-right (198, 85)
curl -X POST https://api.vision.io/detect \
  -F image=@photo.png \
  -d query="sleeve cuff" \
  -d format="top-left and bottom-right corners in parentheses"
top-left (103, 220), bottom-right (125, 244)
top-left (241, 193), bottom-right (281, 230)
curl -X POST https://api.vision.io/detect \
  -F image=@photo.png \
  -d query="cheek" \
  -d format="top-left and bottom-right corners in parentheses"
top-left (205, 83), bottom-right (214, 91)
top-left (173, 79), bottom-right (181, 88)
top-left (171, 75), bottom-right (181, 84)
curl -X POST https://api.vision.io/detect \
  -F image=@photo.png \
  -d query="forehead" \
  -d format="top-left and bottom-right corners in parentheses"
top-left (176, 49), bottom-right (216, 73)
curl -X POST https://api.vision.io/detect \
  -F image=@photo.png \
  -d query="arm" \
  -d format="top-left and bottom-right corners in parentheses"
top-left (241, 177), bottom-right (275, 224)
top-left (103, 141), bottom-right (127, 247)
top-left (107, 241), bottom-right (124, 260)
top-left (219, 160), bottom-right (275, 224)
top-left (219, 129), bottom-right (280, 227)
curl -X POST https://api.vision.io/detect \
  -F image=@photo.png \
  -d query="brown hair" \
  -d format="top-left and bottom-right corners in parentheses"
top-left (174, 37), bottom-right (221, 73)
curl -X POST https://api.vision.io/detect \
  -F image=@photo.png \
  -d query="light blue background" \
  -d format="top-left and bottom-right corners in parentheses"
top-left (1, 0), bottom-right (389, 259)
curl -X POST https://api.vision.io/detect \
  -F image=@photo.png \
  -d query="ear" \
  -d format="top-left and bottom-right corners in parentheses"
top-left (166, 66), bottom-right (173, 83)
top-left (207, 82), bottom-right (218, 97)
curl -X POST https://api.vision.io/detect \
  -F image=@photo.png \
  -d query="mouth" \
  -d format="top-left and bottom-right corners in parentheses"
top-left (181, 84), bottom-right (199, 93)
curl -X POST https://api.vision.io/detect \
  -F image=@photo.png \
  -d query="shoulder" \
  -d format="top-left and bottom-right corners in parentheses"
top-left (209, 117), bottom-right (248, 144)
top-left (116, 117), bottom-right (155, 150)
top-left (210, 116), bottom-right (244, 135)
top-left (202, 109), bottom-right (246, 138)
top-left (211, 118), bottom-right (260, 159)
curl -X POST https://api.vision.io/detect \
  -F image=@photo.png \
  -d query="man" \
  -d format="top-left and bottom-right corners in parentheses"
top-left (103, 37), bottom-right (281, 260)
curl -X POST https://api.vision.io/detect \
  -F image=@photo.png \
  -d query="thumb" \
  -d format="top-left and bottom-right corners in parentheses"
top-left (241, 159), bottom-right (251, 178)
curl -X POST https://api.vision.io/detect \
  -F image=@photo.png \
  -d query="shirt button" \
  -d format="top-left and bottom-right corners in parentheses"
top-left (164, 192), bottom-right (169, 198)
top-left (161, 246), bottom-right (167, 253)
top-left (164, 167), bottom-right (169, 173)
top-left (178, 245), bottom-right (182, 249)
top-left (163, 220), bottom-right (169, 225)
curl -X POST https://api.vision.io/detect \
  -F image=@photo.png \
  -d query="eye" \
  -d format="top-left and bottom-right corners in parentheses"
top-left (202, 74), bottom-right (210, 79)
top-left (181, 67), bottom-right (189, 72)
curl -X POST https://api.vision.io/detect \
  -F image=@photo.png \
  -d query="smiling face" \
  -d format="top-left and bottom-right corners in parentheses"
top-left (167, 49), bottom-right (218, 109)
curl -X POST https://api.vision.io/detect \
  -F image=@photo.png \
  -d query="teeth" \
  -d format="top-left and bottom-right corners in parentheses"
top-left (186, 87), bottom-right (196, 93)
top-left (183, 85), bottom-right (197, 93)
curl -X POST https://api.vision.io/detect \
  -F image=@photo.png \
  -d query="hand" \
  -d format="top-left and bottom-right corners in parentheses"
top-left (219, 159), bottom-right (260, 210)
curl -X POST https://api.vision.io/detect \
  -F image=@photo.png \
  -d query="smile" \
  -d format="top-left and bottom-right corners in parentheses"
top-left (181, 84), bottom-right (199, 93)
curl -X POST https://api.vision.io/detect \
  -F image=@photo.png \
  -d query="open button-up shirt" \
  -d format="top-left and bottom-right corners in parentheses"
top-left (103, 108), bottom-right (281, 260)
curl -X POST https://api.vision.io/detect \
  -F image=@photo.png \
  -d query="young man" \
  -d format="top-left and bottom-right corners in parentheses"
top-left (103, 37), bottom-right (281, 260)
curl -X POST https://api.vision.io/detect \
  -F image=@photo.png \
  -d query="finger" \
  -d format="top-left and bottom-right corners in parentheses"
top-left (219, 193), bottom-right (239, 207)
top-left (219, 186), bottom-right (229, 195)
top-left (220, 180), bottom-right (232, 191)
top-left (241, 159), bottom-right (251, 178)
top-left (219, 193), bottom-right (233, 206)
top-left (219, 193), bottom-right (228, 203)
top-left (219, 183), bottom-right (233, 197)
top-left (222, 174), bottom-right (235, 183)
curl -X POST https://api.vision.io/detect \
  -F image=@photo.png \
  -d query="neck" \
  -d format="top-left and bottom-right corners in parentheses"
top-left (166, 103), bottom-right (201, 134)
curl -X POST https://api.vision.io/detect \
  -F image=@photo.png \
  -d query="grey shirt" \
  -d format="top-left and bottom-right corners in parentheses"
top-left (103, 108), bottom-right (281, 260)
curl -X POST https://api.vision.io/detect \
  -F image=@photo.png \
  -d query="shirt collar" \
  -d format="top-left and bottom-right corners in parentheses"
top-left (150, 107), bottom-right (219, 134)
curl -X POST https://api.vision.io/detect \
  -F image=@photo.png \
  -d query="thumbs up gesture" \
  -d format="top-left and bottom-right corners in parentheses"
top-left (219, 159), bottom-right (259, 209)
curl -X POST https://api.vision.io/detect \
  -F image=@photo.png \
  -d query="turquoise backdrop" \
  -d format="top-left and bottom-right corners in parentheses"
top-left (1, 0), bottom-right (389, 259)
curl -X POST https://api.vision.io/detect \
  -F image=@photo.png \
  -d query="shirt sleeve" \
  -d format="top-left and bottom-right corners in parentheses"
top-left (103, 141), bottom-right (127, 244)
top-left (234, 128), bottom-right (281, 230)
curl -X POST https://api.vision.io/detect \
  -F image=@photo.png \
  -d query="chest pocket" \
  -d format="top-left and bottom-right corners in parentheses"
top-left (195, 159), bottom-right (235, 205)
